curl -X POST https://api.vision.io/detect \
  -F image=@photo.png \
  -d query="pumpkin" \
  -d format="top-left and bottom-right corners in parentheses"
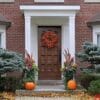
top-left (67, 80), bottom-right (77, 90)
top-left (95, 94), bottom-right (100, 100)
top-left (25, 82), bottom-right (36, 90)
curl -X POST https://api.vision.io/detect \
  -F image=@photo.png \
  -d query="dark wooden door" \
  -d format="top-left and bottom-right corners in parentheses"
top-left (38, 26), bottom-right (61, 80)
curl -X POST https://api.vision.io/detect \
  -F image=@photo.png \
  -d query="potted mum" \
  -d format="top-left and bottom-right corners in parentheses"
top-left (23, 51), bottom-right (38, 90)
top-left (61, 49), bottom-right (77, 89)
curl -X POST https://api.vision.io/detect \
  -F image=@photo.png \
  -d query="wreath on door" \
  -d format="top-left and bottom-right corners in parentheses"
top-left (41, 31), bottom-right (58, 48)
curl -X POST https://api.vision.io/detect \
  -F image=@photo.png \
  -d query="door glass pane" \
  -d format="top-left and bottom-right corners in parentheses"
top-left (97, 34), bottom-right (100, 47)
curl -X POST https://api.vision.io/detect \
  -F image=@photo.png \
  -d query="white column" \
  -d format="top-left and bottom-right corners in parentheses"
top-left (25, 16), bottom-right (31, 54)
top-left (69, 16), bottom-right (75, 59)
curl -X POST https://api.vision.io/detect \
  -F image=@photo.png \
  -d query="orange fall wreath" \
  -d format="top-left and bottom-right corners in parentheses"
top-left (41, 31), bottom-right (58, 48)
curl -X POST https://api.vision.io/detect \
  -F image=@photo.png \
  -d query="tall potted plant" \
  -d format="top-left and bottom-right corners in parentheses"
top-left (61, 49), bottom-right (77, 89)
top-left (23, 51), bottom-right (38, 90)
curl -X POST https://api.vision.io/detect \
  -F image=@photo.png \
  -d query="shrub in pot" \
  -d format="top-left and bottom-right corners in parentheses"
top-left (23, 51), bottom-right (38, 90)
top-left (61, 49), bottom-right (77, 89)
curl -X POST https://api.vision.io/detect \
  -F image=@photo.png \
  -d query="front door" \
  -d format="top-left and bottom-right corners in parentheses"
top-left (38, 26), bottom-right (61, 80)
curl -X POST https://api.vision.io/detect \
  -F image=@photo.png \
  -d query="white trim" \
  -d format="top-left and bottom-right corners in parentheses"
top-left (69, 16), bottom-right (75, 59)
top-left (20, 5), bottom-right (80, 11)
top-left (20, 6), bottom-right (80, 18)
top-left (31, 24), bottom-right (38, 65)
top-left (31, 18), bottom-right (69, 81)
top-left (0, 0), bottom-right (14, 2)
top-left (34, 0), bottom-right (64, 2)
top-left (97, 34), bottom-right (100, 47)
top-left (93, 25), bottom-right (100, 46)
top-left (25, 16), bottom-right (31, 54)
top-left (31, 17), bottom-right (69, 66)
top-left (84, 0), bottom-right (100, 2)
top-left (0, 25), bottom-right (6, 49)
top-left (0, 33), bottom-right (1, 48)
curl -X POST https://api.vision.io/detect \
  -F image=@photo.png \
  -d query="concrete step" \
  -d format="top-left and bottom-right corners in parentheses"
top-left (34, 85), bottom-right (65, 92)
top-left (37, 80), bottom-right (63, 85)
top-left (16, 89), bottom-right (86, 97)
top-left (16, 80), bottom-right (86, 97)
top-left (16, 90), bottom-right (66, 98)
top-left (16, 84), bottom-right (66, 96)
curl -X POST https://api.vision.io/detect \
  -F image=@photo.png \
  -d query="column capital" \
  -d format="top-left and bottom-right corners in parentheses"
top-left (25, 15), bottom-right (31, 19)
top-left (24, 15), bottom-right (31, 22)
top-left (69, 15), bottom-right (75, 20)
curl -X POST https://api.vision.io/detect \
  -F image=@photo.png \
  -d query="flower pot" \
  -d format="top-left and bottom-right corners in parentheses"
top-left (25, 82), bottom-right (36, 90)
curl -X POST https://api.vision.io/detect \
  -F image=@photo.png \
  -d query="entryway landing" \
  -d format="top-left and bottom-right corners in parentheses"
top-left (16, 80), bottom-right (86, 99)
top-left (35, 80), bottom-right (65, 92)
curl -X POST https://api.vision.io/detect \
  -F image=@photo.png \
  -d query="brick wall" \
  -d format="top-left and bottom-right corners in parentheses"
top-left (76, 3), bottom-right (100, 52)
top-left (0, 0), bottom-right (100, 55)
top-left (0, 0), bottom-right (34, 54)
top-left (64, 0), bottom-right (81, 5)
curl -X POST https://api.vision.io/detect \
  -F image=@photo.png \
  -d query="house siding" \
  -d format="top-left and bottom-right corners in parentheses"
top-left (0, 0), bottom-right (99, 54)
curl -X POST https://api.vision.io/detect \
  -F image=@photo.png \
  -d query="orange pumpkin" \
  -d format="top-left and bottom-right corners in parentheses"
top-left (25, 82), bottom-right (36, 90)
top-left (67, 80), bottom-right (77, 90)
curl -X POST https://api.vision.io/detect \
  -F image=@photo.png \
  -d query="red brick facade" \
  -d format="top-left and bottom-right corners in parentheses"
top-left (0, 0), bottom-right (100, 54)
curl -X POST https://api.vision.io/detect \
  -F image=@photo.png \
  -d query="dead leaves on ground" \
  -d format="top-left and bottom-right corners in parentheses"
top-left (0, 92), bottom-right (15, 100)
top-left (0, 91), bottom-right (94, 100)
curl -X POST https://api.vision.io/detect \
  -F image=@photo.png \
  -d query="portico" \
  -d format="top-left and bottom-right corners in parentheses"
top-left (20, 5), bottom-right (80, 80)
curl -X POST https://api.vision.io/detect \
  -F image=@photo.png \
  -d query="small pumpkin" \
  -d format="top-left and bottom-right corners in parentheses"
top-left (95, 94), bottom-right (100, 100)
top-left (25, 82), bottom-right (36, 90)
top-left (67, 80), bottom-right (77, 90)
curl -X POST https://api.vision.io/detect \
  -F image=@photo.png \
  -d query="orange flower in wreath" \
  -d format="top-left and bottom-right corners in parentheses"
top-left (41, 31), bottom-right (58, 48)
